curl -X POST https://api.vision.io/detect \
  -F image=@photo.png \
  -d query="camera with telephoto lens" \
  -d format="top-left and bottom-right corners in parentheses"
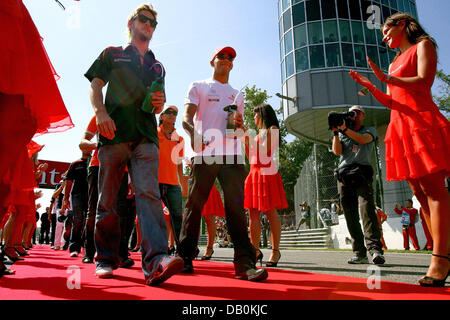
top-left (327, 110), bottom-right (356, 130)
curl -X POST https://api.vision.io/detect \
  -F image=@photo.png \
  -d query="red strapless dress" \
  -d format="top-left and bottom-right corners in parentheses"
top-left (385, 42), bottom-right (450, 180)
top-left (201, 184), bottom-right (225, 217)
top-left (244, 136), bottom-right (288, 212)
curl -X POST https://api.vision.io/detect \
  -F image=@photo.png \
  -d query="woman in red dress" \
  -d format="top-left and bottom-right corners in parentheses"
top-left (244, 104), bottom-right (288, 267)
top-left (0, 1), bottom-right (73, 277)
top-left (200, 183), bottom-right (225, 260)
top-left (349, 13), bottom-right (450, 287)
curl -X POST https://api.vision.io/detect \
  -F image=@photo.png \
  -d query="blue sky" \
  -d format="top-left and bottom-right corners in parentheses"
top-left (25, 0), bottom-right (449, 208)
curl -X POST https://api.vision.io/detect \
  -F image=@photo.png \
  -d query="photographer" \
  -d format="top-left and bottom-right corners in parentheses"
top-left (331, 105), bottom-right (385, 265)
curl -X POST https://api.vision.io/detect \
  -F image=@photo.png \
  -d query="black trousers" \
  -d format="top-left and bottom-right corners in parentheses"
top-left (338, 176), bottom-right (383, 257)
top-left (179, 156), bottom-right (256, 271)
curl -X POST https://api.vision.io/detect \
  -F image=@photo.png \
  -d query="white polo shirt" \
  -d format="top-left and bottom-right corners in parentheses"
top-left (185, 78), bottom-right (244, 157)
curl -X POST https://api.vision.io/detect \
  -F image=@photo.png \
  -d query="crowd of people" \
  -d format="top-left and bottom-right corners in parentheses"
top-left (1, 3), bottom-right (448, 289)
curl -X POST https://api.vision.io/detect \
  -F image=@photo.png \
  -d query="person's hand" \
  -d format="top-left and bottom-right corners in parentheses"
top-left (96, 111), bottom-right (116, 140)
top-left (190, 131), bottom-right (209, 153)
top-left (38, 163), bottom-right (48, 172)
top-left (151, 91), bottom-right (165, 114)
top-left (395, 204), bottom-right (401, 209)
top-left (337, 121), bottom-right (347, 132)
top-left (229, 112), bottom-right (243, 129)
top-left (367, 56), bottom-right (387, 82)
top-left (349, 70), bottom-right (373, 88)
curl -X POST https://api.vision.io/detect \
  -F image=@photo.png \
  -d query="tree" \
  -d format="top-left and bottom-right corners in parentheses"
top-left (433, 69), bottom-right (450, 114)
top-left (243, 86), bottom-right (313, 213)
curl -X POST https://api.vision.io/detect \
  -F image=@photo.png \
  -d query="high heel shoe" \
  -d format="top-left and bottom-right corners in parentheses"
top-left (201, 247), bottom-right (214, 260)
top-left (3, 247), bottom-right (24, 262)
top-left (256, 250), bottom-right (263, 267)
top-left (0, 259), bottom-right (15, 277)
top-left (418, 254), bottom-right (449, 287)
top-left (15, 246), bottom-right (29, 257)
top-left (266, 249), bottom-right (281, 267)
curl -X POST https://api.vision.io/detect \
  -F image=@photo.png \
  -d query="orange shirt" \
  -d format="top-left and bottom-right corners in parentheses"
top-left (158, 125), bottom-right (184, 185)
top-left (86, 116), bottom-right (100, 167)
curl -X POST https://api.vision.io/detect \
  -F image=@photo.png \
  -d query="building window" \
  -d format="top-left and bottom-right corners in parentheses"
top-left (379, 46), bottom-right (389, 71)
top-left (348, 0), bottom-right (362, 20)
top-left (339, 19), bottom-right (352, 42)
top-left (310, 45), bottom-right (325, 69)
top-left (364, 24), bottom-right (377, 45)
top-left (351, 21), bottom-right (364, 44)
top-left (337, 0), bottom-right (349, 19)
top-left (286, 52), bottom-right (295, 77)
top-left (306, 0), bottom-right (321, 21)
top-left (283, 8), bottom-right (292, 33)
top-left (281, 59), bottom-right (286, 83)
top-left (326, 43), bottom-right (341, 67)
top-left (342, 43), bottom-right (354, 66)
top-left (282, 0), bottom-right (291, 12)
top-left (324, 20), bottom-right (338, 42)
top-left (295, 47), bottom-right (309, 72)
top-left (390, 0), bottom-right (398, 10)
top-left (292, 0), bottom-right (303, 4)
top-left (285, 30), bottom-right (294, 54)
top-left (367, 45), bottom-right (380, 67)
top-left (382, 5), bottom-right (391, 22)
top-left (381, 0), bottom-right (389, 6)
top-left (361, 0), bottom-right (374, 22)
top-left (388, 49), bottom-right (397, 63)
top-left (292, 2), bottom-right (306, 26)
top-left (279, 19), bottom-right (284, 39)
top-left (294, 24), bottom-right (307, 48)
top-left (398, 0), bottom-right (404, 12)
top-left (278, 0), bottom-right (282, 18)
top-left (308, 21), bottom-right (323, 44)
top-left (321, 0), bottom-right (337, 19)
top-left (409, 1), bottom-right (417, 19)
top-left (354, 44), bottom-right (367, 67)
top-left (280, 38), bottom-right (284, 61)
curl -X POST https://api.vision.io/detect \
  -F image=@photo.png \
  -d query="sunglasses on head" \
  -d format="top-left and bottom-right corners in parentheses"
top-left (134, 14), bottom-right (157, 28)
top-left (164, 110), bottom-right (177, 116)
top-left (216, 53), bottom-right (234, 61)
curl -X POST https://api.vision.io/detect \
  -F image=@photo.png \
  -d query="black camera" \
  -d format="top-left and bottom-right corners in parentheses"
top-left (327, 110), bottom-right (356, 130)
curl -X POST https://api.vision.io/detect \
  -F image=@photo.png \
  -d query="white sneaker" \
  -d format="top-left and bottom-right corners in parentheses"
top-left (70, 251), bottom-right (79, 257)
top-left (53, 246), bottom-right (60, 250)
top-left (96, 265), bottom-right (113, 279)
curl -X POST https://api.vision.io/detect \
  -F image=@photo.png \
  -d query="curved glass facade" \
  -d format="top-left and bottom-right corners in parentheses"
top-left (278, 0), bottom-right (418, 83)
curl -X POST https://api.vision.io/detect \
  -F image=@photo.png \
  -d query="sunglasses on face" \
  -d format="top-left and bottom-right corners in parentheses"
top-left (134, 14), bottom-right (157, 28)
top-left (164, 110), bottom-right (177, 116)
top-left (216, 53), bottom-right (234, 61)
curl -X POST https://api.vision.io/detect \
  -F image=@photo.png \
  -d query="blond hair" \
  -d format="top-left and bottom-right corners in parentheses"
top-left (127, 4), bottom-right (158, 38)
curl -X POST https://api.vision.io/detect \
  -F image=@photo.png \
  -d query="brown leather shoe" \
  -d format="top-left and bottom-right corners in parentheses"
top-left (235, 267), bottom-right (268, 282)
top-left (146, 256), bottom-right (184, 286)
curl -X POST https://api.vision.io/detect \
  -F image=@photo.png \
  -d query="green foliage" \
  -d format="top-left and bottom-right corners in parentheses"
top-left (433, 69), bottom-right (450, 114)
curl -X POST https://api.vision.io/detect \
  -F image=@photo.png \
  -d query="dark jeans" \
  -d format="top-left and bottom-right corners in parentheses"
top-left (50, 213), bottom-right (56, 245)
top-left (63, 211), bottom-right (73, 246)
top-left (338, 177), bottom-right (383, 257)
top-left (39, 226), bottom-right (50, 244)
top-left (85, 166), bottom-right (130, 260)
top-left (69, 193), bottom-right (88, 253)
top-left (179, 156), bottom-right (256, 271)
top-left (96, 142), bottom-right (168, 281)
top-left (159, 183), bottom-right (182, 248)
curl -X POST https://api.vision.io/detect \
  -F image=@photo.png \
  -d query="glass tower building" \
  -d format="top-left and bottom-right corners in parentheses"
top-left (278, 0), bottom-right (418, 144)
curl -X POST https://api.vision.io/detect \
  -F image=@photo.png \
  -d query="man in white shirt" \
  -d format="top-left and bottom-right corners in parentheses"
top-left (179, 46), bottom-right (268, 281)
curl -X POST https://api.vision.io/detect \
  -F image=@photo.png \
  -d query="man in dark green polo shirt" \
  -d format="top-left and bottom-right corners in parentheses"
top-left (331, 105), bottom-right (385, 265)
top-left (84, 4), bottom-right (183, 285)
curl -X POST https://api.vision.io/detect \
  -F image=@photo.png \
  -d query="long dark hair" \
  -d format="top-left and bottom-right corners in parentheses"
top-left (381, 13), bottom-right (437, 61)
top-left (253, 104), bottom-right (281, 145)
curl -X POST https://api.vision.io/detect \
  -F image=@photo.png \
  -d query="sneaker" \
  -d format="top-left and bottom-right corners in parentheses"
top-left (95, 265), bottom-right (113, 279)
top-left (347, 255), bottom-right (369, 264)
top-left (371, 252), bottom-right (385, 265)
top-left (52, 246), bottom-right (60, 250)
top-left (82, 256), bottom-right (93, 264)
top-left (70, 251), bottom-right (79, 258)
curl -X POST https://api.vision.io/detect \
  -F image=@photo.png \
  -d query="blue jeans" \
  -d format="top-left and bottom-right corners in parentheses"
top-left (96, 142), bottom-right (168, 281)
top-left (68, 193), bottom-right (88, 253)
top-left (159, 183), bottom-right (182, 246)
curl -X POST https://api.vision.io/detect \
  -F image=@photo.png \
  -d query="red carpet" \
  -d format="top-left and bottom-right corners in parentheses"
top-left (0, 245), bottom-right (448, 300)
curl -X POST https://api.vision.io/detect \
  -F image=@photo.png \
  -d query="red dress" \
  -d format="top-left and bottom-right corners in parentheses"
top-left (385, 42), bottom-right (450, 180)
top-left (0, 1), bottom-right (73, 207)
top-left (244, 135), bottom-right (288, 212)
top-left (201, 184), bottom-right (225, 217)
